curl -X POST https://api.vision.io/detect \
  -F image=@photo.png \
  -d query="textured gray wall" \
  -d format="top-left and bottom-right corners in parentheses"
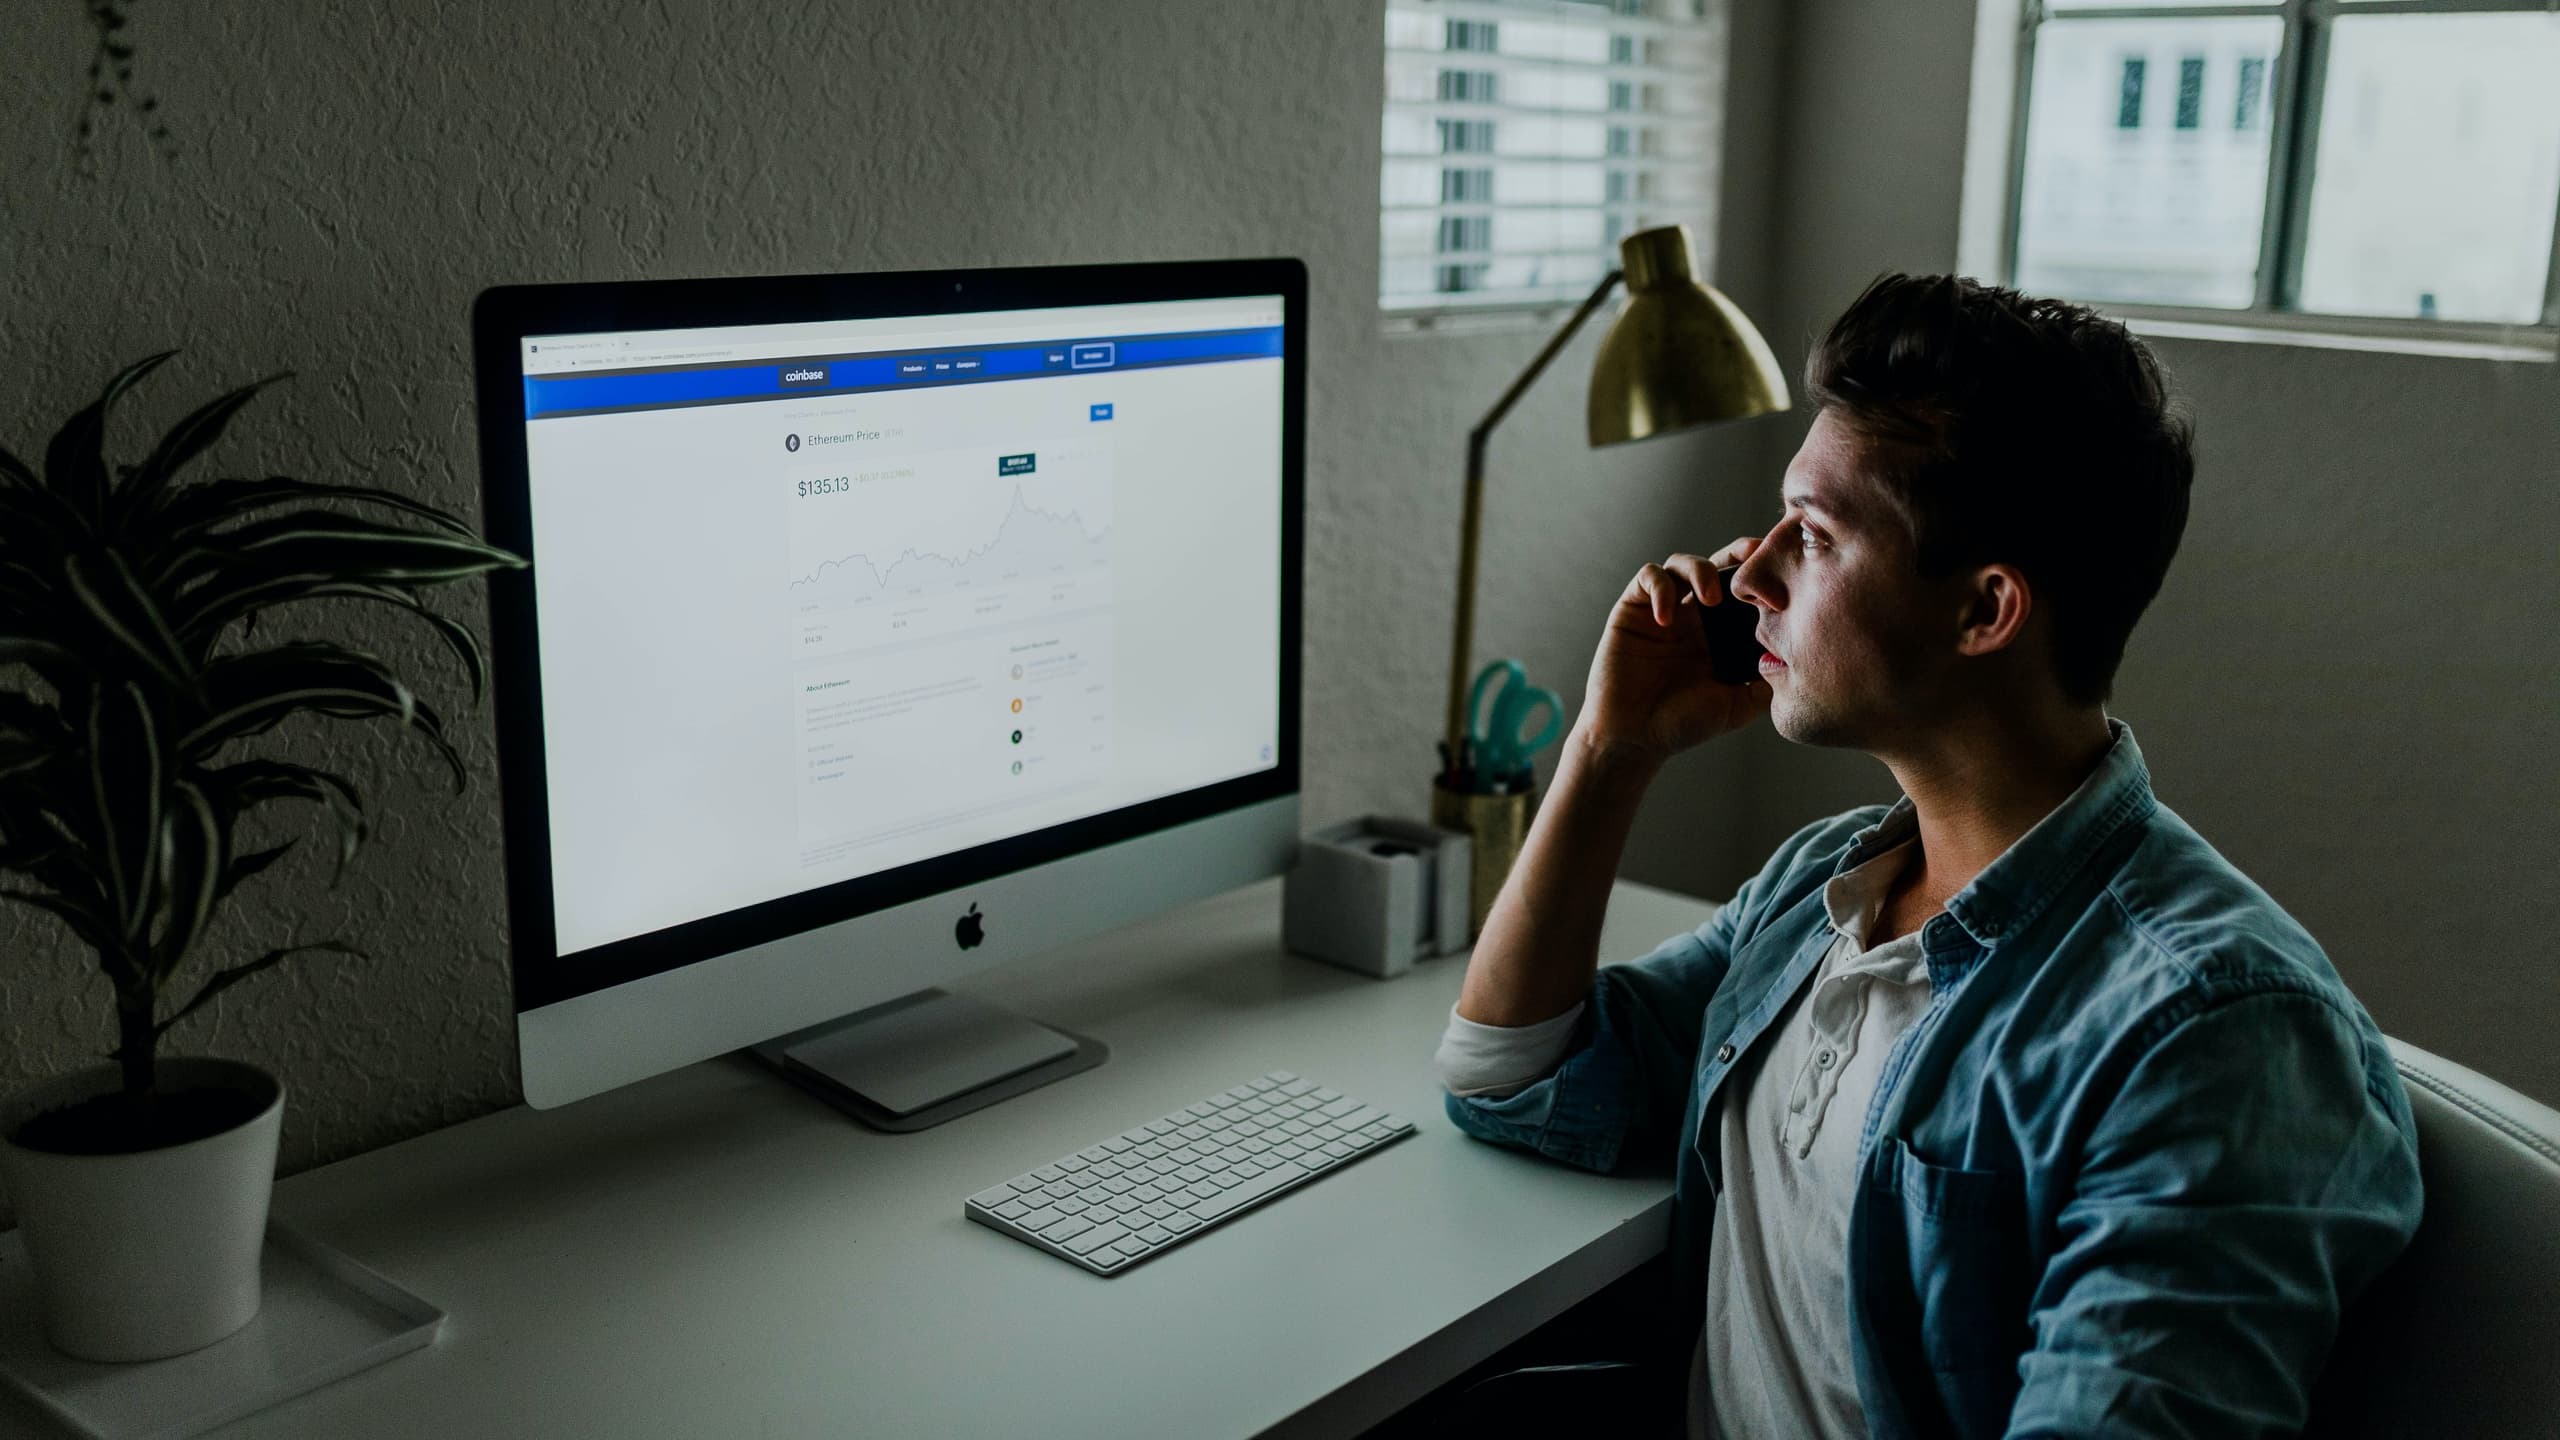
top-left (1736, 0), bottom-right (2560, 1104)
top-left (0, 2), bottom-right (1782, 1183)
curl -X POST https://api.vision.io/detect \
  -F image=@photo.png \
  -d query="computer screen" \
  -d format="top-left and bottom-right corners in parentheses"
top-left (475, 261), bottom-right (1304, 1109)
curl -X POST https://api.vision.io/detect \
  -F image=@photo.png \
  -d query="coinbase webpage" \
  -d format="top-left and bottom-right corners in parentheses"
top-left (519, 298), bottom-right (1284, 956)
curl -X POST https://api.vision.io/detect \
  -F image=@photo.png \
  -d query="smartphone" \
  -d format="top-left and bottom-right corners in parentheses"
top-left (1703, 565), bottom-right (1762, 686)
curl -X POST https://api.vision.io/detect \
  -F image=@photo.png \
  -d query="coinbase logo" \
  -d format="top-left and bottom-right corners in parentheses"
top-left (780, 365), bottom-right (829, 387)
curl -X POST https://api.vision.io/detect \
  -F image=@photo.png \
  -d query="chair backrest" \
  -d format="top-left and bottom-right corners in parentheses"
top-left (2307, 1038), bottom-right (2560, 1438)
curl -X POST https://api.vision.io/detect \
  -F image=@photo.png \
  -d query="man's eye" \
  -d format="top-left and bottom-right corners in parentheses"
top-left (1800, 530), bottom-right (1824, 551)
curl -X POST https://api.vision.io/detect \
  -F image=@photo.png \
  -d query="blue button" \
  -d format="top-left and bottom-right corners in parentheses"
top-left (1090, 403), bottom-right (1113, 422)
top-left (896, 359), bottom-right (928, 379)
top-left (1070, 343), bottom-right (1115, 369)
top-left (929, 358), bottom-right (956, 374)
top-left (951, 355), bottom-right (983, 373)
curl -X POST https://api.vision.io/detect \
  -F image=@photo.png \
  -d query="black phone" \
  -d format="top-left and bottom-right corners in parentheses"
top-left (1703, 565), bottom-right (1762, 686)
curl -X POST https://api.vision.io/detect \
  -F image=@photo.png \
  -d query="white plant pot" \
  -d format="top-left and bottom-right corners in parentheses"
top-left (0, 1057), bottom-right (284, 1362)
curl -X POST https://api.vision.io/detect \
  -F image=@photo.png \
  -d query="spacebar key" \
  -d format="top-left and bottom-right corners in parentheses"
top-left (1188, 1161), bottom-right (1309, 1221)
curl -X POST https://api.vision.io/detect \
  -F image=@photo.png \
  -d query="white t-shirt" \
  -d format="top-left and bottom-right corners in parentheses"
top-left (1434, 840), bottom-right (1931, 1440)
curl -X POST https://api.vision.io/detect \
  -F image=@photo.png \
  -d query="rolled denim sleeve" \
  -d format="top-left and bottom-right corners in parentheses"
top-left (2007, 988), bottom-right (2424, 1438)
top-left (1440, 912), bottom-right (1736, 1174)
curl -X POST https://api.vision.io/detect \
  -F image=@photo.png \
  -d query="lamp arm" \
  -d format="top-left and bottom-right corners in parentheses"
top-left (1443, 268), bottom-right (1626, 764)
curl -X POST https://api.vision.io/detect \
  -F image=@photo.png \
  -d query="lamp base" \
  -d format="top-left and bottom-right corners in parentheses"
top-left (1430, 776), bottom-right (1539, 943)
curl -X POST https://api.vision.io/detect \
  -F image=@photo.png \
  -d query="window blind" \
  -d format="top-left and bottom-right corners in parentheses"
top-left (1381, 0), bottom-right (1721, 314)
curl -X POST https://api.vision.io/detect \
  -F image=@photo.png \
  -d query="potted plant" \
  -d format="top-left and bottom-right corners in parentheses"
top-left (0, 352), bottom-right (524, 1361)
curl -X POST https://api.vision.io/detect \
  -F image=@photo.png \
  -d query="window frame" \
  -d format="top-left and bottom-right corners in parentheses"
top-left (1992, 0), bottom-right (2560, 347)
top-left (1379, 0), bottom-right (1726, 331)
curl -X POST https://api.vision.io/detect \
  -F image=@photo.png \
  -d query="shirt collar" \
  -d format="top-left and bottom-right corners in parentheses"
top-left (1822, 836), bottom-right (1915, 944)
top-left (1831, 716), bottom-right (2157, 950)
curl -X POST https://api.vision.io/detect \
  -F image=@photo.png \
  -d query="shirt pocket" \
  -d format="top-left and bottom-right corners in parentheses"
top-left (1887, 1136), bottom-right (2033, 1373)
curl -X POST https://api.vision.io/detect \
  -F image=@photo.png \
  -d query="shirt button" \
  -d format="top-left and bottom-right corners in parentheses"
top-left (1817, 1048), bottom-right (1837, 1069)
top-left (1715, 1043), bottom-right (1736, 1064)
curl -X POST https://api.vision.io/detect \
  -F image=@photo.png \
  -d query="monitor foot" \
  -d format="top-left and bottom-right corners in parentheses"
top-left (747, 988), bottom-right (1108, 1132)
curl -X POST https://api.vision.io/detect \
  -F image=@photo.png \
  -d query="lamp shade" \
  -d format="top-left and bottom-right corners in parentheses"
top-left (1586, 224), bottom-right (1790, 446)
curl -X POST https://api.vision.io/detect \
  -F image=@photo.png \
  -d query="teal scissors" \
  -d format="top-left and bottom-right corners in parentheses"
top-left (1467, 658), bottom-right (1563, 787)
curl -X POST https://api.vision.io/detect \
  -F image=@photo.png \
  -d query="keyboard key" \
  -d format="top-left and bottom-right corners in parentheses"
top-left (1038, 1164), bottom-right (1071, 1180)
top-left (1043, 1215), bottom-right (1093, 1243)
top-left (1064, 1224), bottom-right (1127, 1256)
top-left (1139, 1225), bottom-right (1175, 1245)
top-left (1321, 1140), bottom-right (1356, 1159)
top-left (1164, 1214), bottom-right (1200, 1233)
top-left (1279, 1079), bottom-right (1316, 1096)
top-left (1266, 1070), bottom-right (1298, 1083)
top-left (1336, 1105), bottom-right (1385, 1129)
top-left (1014, 1206), bottom-right (1061, 1231)
top-left (970, 1184), bottom-right (1019, 1208)
top-left (995, 1199), bottom-right (1031, 1220)
top-left (1112, 1239), bottom-right (1151, 1260)
top-left (1188, 1162), bottom-right (1308, 1220)
top-left (1312, 1088), bottom-right (1341, 1102)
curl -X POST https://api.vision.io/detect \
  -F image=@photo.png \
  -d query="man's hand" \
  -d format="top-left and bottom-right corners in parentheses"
top-left (1579, 538), bottom-right (1771, 767)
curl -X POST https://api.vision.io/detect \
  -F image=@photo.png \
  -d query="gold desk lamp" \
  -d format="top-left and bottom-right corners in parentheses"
top-left (1431, 222), bottom-right (1790, 935)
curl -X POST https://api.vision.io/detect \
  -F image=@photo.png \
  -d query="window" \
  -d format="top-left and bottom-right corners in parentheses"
top-left (1381, 0), bottom-right (1723, 315)
top-left (1997, 0), bottom-right (2560, 328)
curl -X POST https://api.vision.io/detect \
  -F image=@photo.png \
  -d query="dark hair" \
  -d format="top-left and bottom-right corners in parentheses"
top-left (1804, 273), bottom-right (2195, 706)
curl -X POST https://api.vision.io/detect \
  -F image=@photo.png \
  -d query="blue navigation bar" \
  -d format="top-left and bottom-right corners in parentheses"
top-left (524, 325), bottom-right (1281, 420)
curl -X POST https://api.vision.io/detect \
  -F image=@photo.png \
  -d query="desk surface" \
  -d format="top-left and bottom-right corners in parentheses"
top-left (44, 876), bottom-right (1712, 1440)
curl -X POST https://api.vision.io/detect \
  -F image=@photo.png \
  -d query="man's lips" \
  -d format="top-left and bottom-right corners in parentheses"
top-left (1757, 633), bottom-right (1786, 668)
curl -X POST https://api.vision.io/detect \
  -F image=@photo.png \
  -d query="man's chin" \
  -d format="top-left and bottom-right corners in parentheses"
top-left (1767, 693), bottom-right (1862, 751)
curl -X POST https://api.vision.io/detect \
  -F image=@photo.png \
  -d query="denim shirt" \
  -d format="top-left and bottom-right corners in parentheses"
top-left (1444, 719), bottom-right (2423, 1438)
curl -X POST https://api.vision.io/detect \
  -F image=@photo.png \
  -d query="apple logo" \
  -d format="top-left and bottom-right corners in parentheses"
top-left (954, 903), bottom-right (985, 950)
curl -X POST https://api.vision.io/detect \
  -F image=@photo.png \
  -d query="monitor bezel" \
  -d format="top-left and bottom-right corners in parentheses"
top-left (472, 258), bottom-right (1306, 1015)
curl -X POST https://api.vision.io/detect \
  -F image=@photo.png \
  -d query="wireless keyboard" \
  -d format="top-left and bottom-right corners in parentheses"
top-left (963, 1071), bottom-right (1416, 1273)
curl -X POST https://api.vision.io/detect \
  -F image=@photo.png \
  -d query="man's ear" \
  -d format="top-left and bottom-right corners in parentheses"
top-left (1954, 563), bottom-right (2033, 659)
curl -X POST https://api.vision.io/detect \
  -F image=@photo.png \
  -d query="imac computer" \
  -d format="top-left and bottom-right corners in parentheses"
top-left (472, 259), bottom-right (1305, 1126)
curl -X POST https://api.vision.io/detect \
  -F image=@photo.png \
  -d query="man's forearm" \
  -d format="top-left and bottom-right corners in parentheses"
top-left (1454, 722), bottom-right (1664, 1027)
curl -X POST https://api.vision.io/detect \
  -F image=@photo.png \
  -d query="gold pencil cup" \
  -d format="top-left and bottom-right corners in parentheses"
top-left (1430, 776), bottom-right (1537, 943)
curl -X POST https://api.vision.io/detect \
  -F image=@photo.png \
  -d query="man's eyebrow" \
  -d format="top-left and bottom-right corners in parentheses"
top-left (1781, 488), bottom-right (1853, 526)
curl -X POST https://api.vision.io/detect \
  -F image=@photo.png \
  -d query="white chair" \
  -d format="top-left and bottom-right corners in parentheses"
top-left (2309, 1038), bottom-right (2560, 1438)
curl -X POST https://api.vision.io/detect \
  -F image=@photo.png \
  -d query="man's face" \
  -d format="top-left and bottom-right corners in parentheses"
top-left (1731, 409), bottom-right (1970, 751)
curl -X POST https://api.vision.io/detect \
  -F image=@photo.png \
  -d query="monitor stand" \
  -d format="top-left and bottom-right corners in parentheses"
top-left (747, 988), bottom-right (1109, 1133)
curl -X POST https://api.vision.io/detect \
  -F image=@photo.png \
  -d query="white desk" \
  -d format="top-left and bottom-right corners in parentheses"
top-left (64, 877), bottom-right (1713, 1439)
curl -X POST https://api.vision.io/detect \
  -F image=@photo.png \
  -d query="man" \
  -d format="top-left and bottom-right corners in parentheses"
top-left (1436, 273), bottom-right (2422, 1439)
